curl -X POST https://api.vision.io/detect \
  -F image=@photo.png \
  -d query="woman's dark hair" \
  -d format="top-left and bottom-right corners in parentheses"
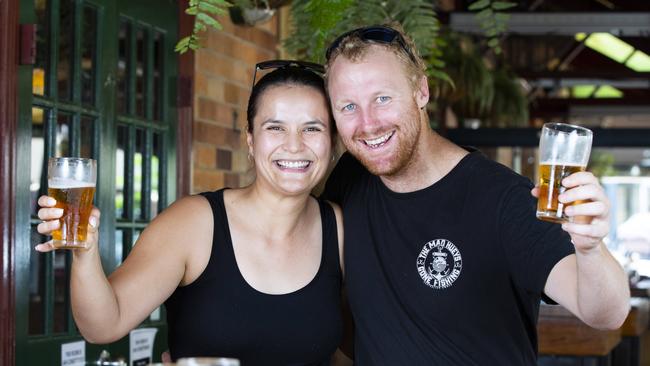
top-left (246, 65), bottom-right (336, 140)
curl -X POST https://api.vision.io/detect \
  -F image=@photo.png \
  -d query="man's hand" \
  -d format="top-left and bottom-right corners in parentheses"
top-left (532, 171), bottom-right (610, 253)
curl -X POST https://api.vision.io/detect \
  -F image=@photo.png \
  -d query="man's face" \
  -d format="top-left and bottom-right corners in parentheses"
top-left (327, 46), bottom-right (427, 177)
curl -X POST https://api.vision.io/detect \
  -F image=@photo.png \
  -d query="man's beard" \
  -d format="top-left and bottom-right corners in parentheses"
top-left (343, 107), bottom-right (422, 177)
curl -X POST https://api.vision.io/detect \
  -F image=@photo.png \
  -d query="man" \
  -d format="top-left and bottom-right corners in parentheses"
top-left (322, 24), bottom-right (630, 365)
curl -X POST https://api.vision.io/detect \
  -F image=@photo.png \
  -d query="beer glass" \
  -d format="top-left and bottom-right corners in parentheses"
top-left (47, 157), bottom-right (97, 249)
top-left (536, 123), bottom-right (592, 223)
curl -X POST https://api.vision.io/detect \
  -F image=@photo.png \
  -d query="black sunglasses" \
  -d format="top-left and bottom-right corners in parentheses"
top-left (252, 59), bottom-right (325, 87)
top-left (325, 25), bottom-right (418, 65)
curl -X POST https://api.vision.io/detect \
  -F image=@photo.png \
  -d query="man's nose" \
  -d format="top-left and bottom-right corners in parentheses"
top-left (359, 107), bottom-right (380, 130)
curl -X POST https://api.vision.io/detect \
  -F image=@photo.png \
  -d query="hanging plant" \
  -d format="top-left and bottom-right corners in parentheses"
top-left (469, 0), bottom-right (517, 54)
top-left (437, 32), bottom-right (494, 122)
top-left (283, 0), bottom-right (442, 71)
top-left (488, 67), bottom-right (529, 127)
top-left (175, 0), bottom-right (231, 54)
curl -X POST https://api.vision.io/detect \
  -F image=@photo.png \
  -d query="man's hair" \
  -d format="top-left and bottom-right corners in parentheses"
top-left (324, 23), bottom-right (427, 89)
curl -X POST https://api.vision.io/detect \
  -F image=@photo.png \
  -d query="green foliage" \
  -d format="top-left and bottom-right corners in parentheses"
top-left (436, 32), bottom-right (528, 127)
top-left (175, 0), bottom-right (231, 54)
top-left (468, 0), bottom-right (516, 54)
top-left (589, 152), bottom-right (616, 178)
top-left (283, 0), bottom-right (441, 71)
top-left (488, 67), bottom-right (528, 127)
top-left (437, 33), bottom-right (494, 120)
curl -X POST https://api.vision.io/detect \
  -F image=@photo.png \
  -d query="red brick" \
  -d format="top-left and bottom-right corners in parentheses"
top-left (192, 169), bottom-right (225, 193)
top-left (196, 51), bottom-right (232, 78)
top-left (197, 97), bottom-right (218, 121)
top-left (194, 121), bottom-right (242, 150)
top-left (224, 82), bottom-right (240, 105)
top-left (234, 27), bottom-right (277, 52)
top-left (194, 144), bottom-right (216, 169)
top-left (216, 148), bottom-right (232, 170)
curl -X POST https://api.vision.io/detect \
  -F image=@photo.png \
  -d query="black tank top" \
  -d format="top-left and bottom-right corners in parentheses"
top-left (165, 189), bottom-right (343, 365)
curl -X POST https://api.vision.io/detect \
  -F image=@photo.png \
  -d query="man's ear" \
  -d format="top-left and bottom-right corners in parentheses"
top-left (415, 75), bottom-right (430, 109)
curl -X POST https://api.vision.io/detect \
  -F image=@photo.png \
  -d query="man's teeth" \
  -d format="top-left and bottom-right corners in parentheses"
top-left (363, 132), bottom-right (393, 147)
top-left (276, 160), bottom-right (310, 169)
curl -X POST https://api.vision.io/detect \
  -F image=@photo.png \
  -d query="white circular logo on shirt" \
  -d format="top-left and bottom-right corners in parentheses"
top-left (416, 239), bottom-right (463, 290)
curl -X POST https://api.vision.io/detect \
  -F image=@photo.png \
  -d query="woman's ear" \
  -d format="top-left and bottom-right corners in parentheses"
top-left (246, 131), bottom-right (254, 162)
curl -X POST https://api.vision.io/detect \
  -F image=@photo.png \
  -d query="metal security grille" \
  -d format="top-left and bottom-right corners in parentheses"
top-left (114, 19), bottom-right (170, 261)
top-left (20, 0), bottom-right (177, 363)
top-left (29, 0), bottom-right (102, 337)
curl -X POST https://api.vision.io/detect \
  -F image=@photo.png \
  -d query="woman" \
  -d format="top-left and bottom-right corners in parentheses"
top-left (36, 61), bottom-right (345, 365)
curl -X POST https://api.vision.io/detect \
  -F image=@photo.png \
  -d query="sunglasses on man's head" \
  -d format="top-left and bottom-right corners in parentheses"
top-left (325, 25), bottom-right (419, 65)
top-left (252, 59), bottom-right (325, 87)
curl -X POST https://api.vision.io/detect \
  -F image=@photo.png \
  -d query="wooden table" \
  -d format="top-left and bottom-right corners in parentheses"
top-left (631, 280), bottom-right (650, 298)
top-left (538, 303), bottom-right (622, 365)
top-left (612, 298), bottom-right (650, 366)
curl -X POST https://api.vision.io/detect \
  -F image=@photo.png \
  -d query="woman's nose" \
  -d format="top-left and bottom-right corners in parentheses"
top-left (284, 131), bottom-right (304, 152)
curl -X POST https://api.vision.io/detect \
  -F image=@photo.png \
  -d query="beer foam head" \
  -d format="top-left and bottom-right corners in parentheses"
top-left (540, 160), bottom-right (586, 167)
top-left (48, 178), bottom-right (96, 189)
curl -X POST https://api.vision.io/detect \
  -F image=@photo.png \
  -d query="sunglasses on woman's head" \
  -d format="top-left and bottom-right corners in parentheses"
top-left (252, 60), bottom-right (325, 87)
top-left (325, 25), bottom-right (419, 65)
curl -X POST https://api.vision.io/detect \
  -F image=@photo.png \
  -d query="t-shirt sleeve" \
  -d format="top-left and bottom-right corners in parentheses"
top-left (498, 179), bottom-right (575, 297)
top-left (321, 152), bottom-right (359, 205)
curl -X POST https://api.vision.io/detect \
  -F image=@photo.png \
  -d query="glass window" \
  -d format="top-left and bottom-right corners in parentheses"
top-left (116, 125), bottom-right (128, 219)
top-left (28, 228), bottom-right (47, 335)
top-left (134, 128), bottom-right (146, 220)
top-left (57, 0), bottom-right (74, 101)
top-left (55, 112), bottom-right (71, 158)
top-left (81, 5), bottom-right (98, 106)
top-left (153, 32), bottom-right (164, 121)
top-left (135, 28), bottom-right (147, 118)
top-left (117, 21), bottom-right (130, 115)
top-left (53, 251), bottom-right (70, 333)
top-left (33, 0), bottom-right (49, 96)
top-left (80, 116), bottom-right (95, 159)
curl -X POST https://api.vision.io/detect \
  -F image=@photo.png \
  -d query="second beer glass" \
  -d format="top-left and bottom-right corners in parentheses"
top-left (47, 157), bottom-right (97, 249)
top-left (536, 123), bottom-right (593, 223)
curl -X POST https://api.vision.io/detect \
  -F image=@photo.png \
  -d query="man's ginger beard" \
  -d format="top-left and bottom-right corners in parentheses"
top-left (341, 102), bottom-right (422, 177)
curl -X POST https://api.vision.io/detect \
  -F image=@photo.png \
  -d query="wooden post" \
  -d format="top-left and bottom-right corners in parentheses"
top-left (0, 0), bottom-right (19, 364)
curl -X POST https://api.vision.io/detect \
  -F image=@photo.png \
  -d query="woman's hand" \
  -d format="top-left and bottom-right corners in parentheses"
top-left (35, 195), bottom-right (101, 252)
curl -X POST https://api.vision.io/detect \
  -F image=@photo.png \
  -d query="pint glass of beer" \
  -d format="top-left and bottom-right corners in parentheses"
top-left (536, 123), bottom-right (592, 223)
top-left (47, 157), bottom-right (97, 249)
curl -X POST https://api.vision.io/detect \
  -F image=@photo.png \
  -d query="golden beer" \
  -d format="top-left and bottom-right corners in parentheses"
top-left (536, 163), bottom-right (585, 223)
top-left (48, 183), bottom-right (96, 249)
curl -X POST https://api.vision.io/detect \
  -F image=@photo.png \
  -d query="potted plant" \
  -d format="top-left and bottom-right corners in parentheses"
top-left (229, 0), bottom-right (291, 26)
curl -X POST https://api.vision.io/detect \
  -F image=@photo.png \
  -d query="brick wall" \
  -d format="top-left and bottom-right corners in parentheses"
top-left (191, 12), bottom-right (280, 194)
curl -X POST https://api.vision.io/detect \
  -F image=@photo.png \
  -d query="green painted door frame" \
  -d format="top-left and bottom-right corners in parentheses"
top-left (15, 0), bottom-right (179, 364)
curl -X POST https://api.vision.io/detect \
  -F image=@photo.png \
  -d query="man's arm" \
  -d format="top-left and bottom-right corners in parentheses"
top-left (539, 171), bottom-right (630, 329)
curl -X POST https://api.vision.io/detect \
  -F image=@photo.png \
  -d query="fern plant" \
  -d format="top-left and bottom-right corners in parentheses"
top-left (175, 0), bottom-right (231, 54)
top-left (469, 0), bottom-right (517, 54)
top-left (284, 0), bottom-right (442, 75)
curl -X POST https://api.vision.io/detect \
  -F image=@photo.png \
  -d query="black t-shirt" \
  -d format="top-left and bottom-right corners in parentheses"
top-left (323, 151), bottom-right (575, 365)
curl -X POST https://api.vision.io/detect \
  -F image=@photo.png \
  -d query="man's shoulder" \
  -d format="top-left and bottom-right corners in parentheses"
top-left (465, 151), bottom-right (532, 187)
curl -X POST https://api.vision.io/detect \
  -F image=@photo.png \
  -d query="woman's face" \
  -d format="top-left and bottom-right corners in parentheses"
top-left (248, 84), bottom-right (333, 196)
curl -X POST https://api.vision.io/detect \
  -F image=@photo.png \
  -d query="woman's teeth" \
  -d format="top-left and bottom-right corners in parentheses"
top-left (276, 160), bottom-right (311, 169)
